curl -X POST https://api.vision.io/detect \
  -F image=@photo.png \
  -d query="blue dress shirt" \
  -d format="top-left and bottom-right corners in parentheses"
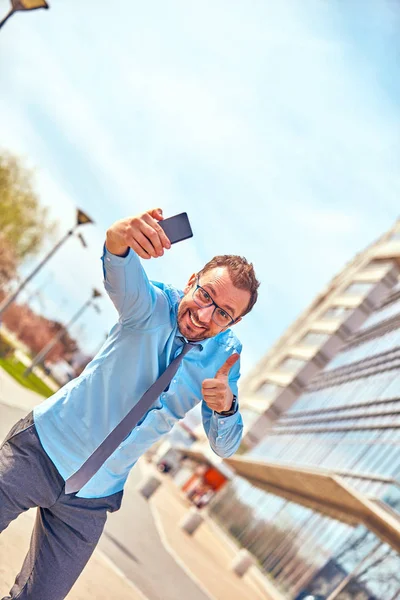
top-left (33, 246), bottom-right (243, 498)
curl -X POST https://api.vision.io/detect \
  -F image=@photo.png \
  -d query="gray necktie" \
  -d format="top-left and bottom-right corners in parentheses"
top-left (65, 341), bottom-right (196, 494)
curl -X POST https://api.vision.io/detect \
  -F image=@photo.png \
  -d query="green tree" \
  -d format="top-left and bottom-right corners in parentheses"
top-left (0, 151), bottom-right (56, 263)
top-left (0, 233), bottom-right (17, 288)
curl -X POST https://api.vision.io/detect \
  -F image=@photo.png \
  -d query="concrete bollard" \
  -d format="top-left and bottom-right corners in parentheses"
top-left (179, 506), bottom-right (205, 535)
top-left (230, 549), bottom-right (255, 577)
top-left (137, 474), bottom-right (162, 499)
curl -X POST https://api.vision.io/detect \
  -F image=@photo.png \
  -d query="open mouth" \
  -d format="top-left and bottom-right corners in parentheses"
top-left (188, 310), bottom-right (206, 330)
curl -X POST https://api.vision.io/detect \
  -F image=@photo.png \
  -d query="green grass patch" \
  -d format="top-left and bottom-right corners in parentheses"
top-left (0, 357), bottom-right (55, 398)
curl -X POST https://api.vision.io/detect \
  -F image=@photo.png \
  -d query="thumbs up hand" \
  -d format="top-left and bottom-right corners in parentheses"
top-left (202, 353), bottom-right (240, 413)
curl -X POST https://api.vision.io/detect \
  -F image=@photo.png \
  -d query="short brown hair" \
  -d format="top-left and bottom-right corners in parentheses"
top-left (198, 255), bottom-right (260, 318)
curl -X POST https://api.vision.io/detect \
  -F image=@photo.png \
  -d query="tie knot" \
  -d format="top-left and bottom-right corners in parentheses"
top-left (177, 336), bottom-right (203, 352)
top-left (187, 341), bottom-right (203, 352)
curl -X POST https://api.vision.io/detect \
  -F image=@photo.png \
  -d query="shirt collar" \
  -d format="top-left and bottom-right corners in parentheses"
top-left (176, 335), bottom-right (204, 352)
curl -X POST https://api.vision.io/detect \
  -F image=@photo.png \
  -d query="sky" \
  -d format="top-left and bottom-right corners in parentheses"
top-left (0, 0), bottom-right (400, 382)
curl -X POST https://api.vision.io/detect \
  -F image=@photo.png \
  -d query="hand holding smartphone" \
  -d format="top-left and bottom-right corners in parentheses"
top-left (106, 210), bottom-right (193, 259)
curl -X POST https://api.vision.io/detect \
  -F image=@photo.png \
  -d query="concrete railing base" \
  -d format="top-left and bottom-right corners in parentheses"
top-left (230, 548), bottom-right (255, 577)
top-left (137, 474), bottom-right (162, 499)
top-left (179, 506), bottom-right (205, 535)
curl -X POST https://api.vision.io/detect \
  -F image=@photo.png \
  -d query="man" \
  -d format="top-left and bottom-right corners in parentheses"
top-left (0, 208), bottom-right (259, 600)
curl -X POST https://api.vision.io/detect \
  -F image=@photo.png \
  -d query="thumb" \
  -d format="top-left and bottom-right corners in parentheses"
top-left (215, 353), bottom-right (240, 379)
top-left (148, 207), bottom-right (164, 221)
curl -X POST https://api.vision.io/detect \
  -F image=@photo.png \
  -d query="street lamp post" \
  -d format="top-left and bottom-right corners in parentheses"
top-left (0, 0), bottom-right (49, 30)
top-left (0, 208), bottom-right (93, 317)
top-left (24, 288), bottom-right (102, 377)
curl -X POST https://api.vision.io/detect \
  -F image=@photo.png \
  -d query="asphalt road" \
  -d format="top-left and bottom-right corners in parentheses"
top-left (0, 400), bottom-right (209, 600)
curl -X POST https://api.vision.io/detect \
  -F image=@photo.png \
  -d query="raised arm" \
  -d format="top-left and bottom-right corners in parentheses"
top-left (102, 208), bottom-right (171, 326)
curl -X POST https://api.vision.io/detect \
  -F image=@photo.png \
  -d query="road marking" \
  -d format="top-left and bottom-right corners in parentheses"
top-left (96, 550), bottom-right (149, 600)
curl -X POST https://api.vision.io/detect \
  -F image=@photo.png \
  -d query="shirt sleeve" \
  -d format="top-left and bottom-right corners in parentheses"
top-left (201, 350), bottom-right (243, 457)
top-left (101, 244), bottom-right (164, 327)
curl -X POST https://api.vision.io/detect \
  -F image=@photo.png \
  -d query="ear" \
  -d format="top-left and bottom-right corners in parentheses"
top-left (184, 273), bottom-right (197, 295)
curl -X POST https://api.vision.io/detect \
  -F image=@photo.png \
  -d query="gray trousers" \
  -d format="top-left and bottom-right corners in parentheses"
top-left (0, 412), bottom-right (123, 600)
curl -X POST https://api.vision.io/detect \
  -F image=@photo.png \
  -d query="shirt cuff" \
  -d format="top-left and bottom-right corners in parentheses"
top-left (102, 244), bottom-right (134, 266)
top-left (212, 409), bottom-right (241, 430)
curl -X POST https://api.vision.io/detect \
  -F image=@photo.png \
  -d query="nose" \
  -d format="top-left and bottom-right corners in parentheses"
top-left (196, 305), bottom-right (214, 323)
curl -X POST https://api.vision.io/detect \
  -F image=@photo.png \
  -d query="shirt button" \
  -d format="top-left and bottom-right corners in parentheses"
top-left (220, 420), bottom-right (224, 424)
top-left (173, 379), bottom-right (177, 383)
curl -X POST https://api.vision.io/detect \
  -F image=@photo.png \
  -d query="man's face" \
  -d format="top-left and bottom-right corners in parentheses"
top-left (177, 267), bottom-right (251, 341)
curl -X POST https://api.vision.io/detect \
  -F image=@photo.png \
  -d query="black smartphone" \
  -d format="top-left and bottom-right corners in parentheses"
top-left (159, 212), bottom-right (193, 244)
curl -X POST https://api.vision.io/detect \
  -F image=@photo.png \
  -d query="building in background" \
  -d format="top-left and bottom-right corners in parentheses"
top-left (183, 219), bottom-right (400, 599)
top-left (238, 222), bottom-right (400, 452)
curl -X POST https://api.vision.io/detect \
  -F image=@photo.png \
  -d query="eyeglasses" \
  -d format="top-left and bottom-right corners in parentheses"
top-left (192, 276), bottom-right (236, 327)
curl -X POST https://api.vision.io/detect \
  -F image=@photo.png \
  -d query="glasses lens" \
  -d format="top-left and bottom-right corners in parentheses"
top-left (193, 286), bottom-right (232, 327)
top-left (193, 287), bottom-right (211, 306)
top-left (213, 310), bottom-right (231, 327)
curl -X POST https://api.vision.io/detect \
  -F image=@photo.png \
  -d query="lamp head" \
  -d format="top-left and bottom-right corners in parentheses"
top-left (11, 0), bottom-right (49, 11)
top-left (76, 209), bottom-right (94, 227)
